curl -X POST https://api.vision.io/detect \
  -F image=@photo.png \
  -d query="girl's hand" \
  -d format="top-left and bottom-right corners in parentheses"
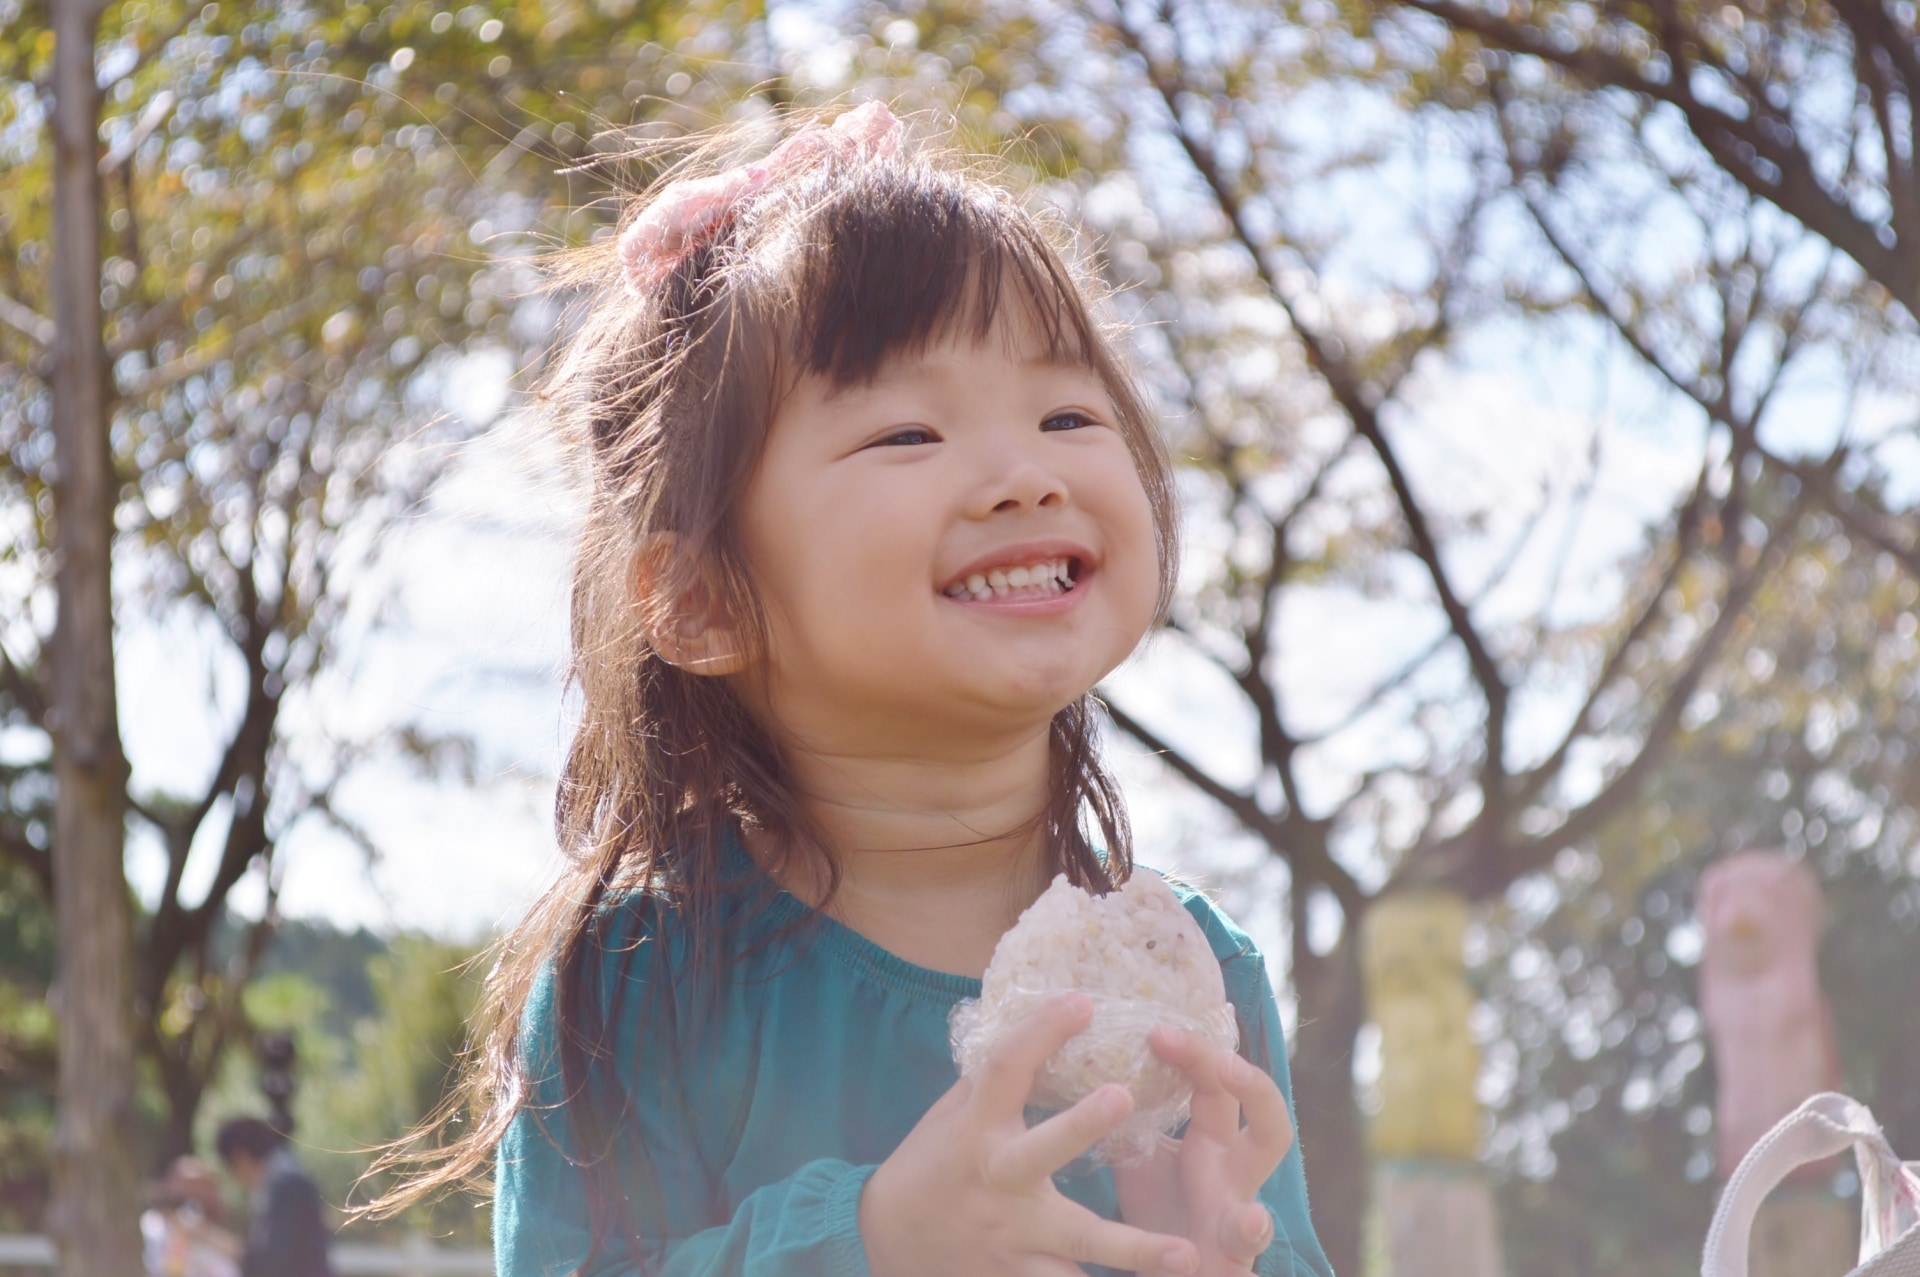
top-left (860, 994), bottom-right (1202, 1277)
top-left (1110, 1028), bottom-right (1296, 1277)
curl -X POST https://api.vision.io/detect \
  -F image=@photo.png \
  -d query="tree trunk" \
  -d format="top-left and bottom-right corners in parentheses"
top-left (156, 1048), bottom-right (209, 1171)
top-left (46, 0), bottom-right (143, 1273)
top-left (1291, 891), bottom-right (1368, 1277)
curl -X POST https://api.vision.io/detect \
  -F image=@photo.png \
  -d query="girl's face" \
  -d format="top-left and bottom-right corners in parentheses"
top-left (733, 302), bottom-right (1160, 755)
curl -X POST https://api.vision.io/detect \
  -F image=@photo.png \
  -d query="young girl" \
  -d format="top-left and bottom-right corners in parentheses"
top-left (393, 102), bottom-right (1333, 1277)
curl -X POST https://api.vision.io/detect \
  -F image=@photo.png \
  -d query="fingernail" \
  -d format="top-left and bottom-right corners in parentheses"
top-left (1100, 1085), bottom-right (1131, 1119)
top-left (1164, 1245), bottom-right (1199, 1275)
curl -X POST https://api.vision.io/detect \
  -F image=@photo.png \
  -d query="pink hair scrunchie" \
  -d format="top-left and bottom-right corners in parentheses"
top-left (618, 102), bottom-right (904, 294)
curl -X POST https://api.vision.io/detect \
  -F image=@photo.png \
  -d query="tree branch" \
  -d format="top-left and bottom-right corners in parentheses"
top-left (1101, 696), bottom-right (1364, 913)
top-left (1512, 462), bottom-right (1711, 809)
top-left (1547, 536), bottom-right (1783, 852)
top-left (97, 88), bottom-right (175, 175)
top-left (1404, 0), bottom-right (1919, 314)
top-left (1107, 3), bottom-right (1513, 793)
top-left (0, 291), bottom-right (54, 348)
top-left (0, 639), bottom-right (47, 727)
top-left (1410, 513), bottom-right (1786, 897)
top-left (1762, 446), bottom-right (1920, 577)
top-left (118, 291), bottom-right (324, 400)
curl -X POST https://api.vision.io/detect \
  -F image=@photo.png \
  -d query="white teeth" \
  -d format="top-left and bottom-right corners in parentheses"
top-left (944, 557), bottom-right (1079, 601)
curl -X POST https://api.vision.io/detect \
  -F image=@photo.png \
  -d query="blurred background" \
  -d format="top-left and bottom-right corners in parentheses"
top-left (3, 1), bottom-right (1919, 1274)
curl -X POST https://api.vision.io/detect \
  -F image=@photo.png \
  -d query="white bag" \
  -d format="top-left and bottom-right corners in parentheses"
top-left (1703, 1092), bottom-right (1920, 1277)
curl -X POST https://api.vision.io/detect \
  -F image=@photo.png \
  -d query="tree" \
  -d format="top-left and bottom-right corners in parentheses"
top-left (1480, 502), bottom-right (1920, 1275)
top-left (1382, 0), bottom-right (1920, 309)
top-left (857, 1), bottom-right (1920, 1269)
top-left (0, 0), bottom-right (759, 1221)
top-left (1373, 0), bottom-right (1920, 572)
top-left (43, 0), bottom-right (142, 1268)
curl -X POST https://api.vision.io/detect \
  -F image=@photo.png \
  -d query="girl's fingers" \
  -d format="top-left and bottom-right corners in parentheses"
top-left (1149, 1028), bottom-right (1241, 1135)
top-left (1017, 1255), bottom-right (1099, 1277)
top-left (973, 994), bottom-right (1093, 1119)
top-left (1029, 1202), bottom-right (1200, 1277)
top-left (989, 1083), bottom-right (1134, 1188)
top-left (1221, 1201), bottom-right (1275, 1264)
top-left (1217, 1051), bottom-right (1294, 1171)
top-left (1151, 1027), bottom-right (1296, 1186)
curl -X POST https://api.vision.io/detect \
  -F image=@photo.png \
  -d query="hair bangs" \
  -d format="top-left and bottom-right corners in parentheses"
top-left (782, 167), bottom-right (1100, 387)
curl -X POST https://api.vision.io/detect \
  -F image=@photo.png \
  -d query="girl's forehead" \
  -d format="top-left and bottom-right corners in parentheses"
top-left (793, 277), bottom-right (1092, 394)
top-left (797, 332), bottom-right (1093, 412)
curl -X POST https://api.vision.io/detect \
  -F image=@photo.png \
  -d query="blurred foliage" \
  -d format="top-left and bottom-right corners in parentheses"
top-left (186, 930), bottom-right (485, 1244)
top-left (320, 936), bottom-right (484, 1242)
top-left (1355, 0), bottom-right (1920, 578)
top-left (1373, 0), bottom-right (1920, 314)
top-left (0, 890), bottom-right (475, 1237)
top-left (1481, 502), bottom-right (1920, 1276)
top-left (0, 857), bottom-right (54, 1231)
top-left (232, 915), bottom-right (386, 1033)
top-left (0, 0), bottom-right (768, 1202)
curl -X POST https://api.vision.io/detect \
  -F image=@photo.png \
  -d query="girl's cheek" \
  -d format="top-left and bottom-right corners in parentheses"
top-left (1121, 474), bottom-right (1162, 580)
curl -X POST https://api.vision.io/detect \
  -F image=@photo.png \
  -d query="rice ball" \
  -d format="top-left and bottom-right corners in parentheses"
top-left (949, 871), bottom-right (1239, 1164)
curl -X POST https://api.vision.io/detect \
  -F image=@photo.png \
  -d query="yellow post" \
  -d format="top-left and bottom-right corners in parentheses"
top-left (1363, 891), bottom-right (1505, 1277)
top-left (1362, 891), bottom-right (1480, 1162)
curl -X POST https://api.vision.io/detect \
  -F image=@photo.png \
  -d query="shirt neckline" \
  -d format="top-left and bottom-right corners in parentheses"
top-left (732, 834), bottom-right (986, 1004)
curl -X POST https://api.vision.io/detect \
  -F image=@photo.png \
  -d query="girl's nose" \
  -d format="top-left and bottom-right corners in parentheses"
top-left (977, 459), bottom-right (1069, 516)
top-left (969, 428), bottom-right (1071, 516)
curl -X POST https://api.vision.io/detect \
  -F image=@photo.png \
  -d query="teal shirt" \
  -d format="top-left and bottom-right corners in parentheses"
top-left (495, 853), bottom-right (1333, 1277)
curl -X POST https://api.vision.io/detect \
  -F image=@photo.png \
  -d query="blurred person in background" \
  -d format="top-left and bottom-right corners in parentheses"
top-left (142, 1156), bottom-right (241, 1277)
top-left (214, 1117), bottom-right (335, 1277)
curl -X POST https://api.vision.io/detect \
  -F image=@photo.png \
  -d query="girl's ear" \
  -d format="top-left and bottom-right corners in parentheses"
top-left (630, 534), bottom-right (749, 676)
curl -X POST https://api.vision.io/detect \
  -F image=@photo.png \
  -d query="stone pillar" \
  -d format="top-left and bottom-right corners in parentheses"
top-left (1699, 851), bottom-right (1853, 1277)
top-left (1363, 891), bottom-right (1505, 1277)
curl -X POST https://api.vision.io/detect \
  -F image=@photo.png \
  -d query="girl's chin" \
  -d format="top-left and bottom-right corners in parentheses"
top-left (859, 677), bottom-right (1101, 739)
top-left (944, 666), bottom-right (1113, 721)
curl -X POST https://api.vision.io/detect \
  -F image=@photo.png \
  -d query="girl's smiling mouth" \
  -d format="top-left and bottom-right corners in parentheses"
top-left (939, 545), bottom-right (1088, 603)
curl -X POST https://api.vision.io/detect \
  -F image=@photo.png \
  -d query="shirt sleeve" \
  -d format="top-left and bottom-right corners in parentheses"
top-left (1184, 894), bottom-right (1336, 1277)
top-left (492, 914), bottom-right (880, 1277)
top-left (496, 1113), bottom-right (876, 1277)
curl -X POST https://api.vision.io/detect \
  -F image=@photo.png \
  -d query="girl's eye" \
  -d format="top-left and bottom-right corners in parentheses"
top-left (870, 425), bottom-right (939, 447)
top-left (1041, 410), bottom-right (1098, 432)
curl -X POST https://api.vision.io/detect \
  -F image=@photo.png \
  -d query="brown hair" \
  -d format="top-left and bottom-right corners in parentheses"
top-left (365, 105), bottom-right (1178, 1257)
